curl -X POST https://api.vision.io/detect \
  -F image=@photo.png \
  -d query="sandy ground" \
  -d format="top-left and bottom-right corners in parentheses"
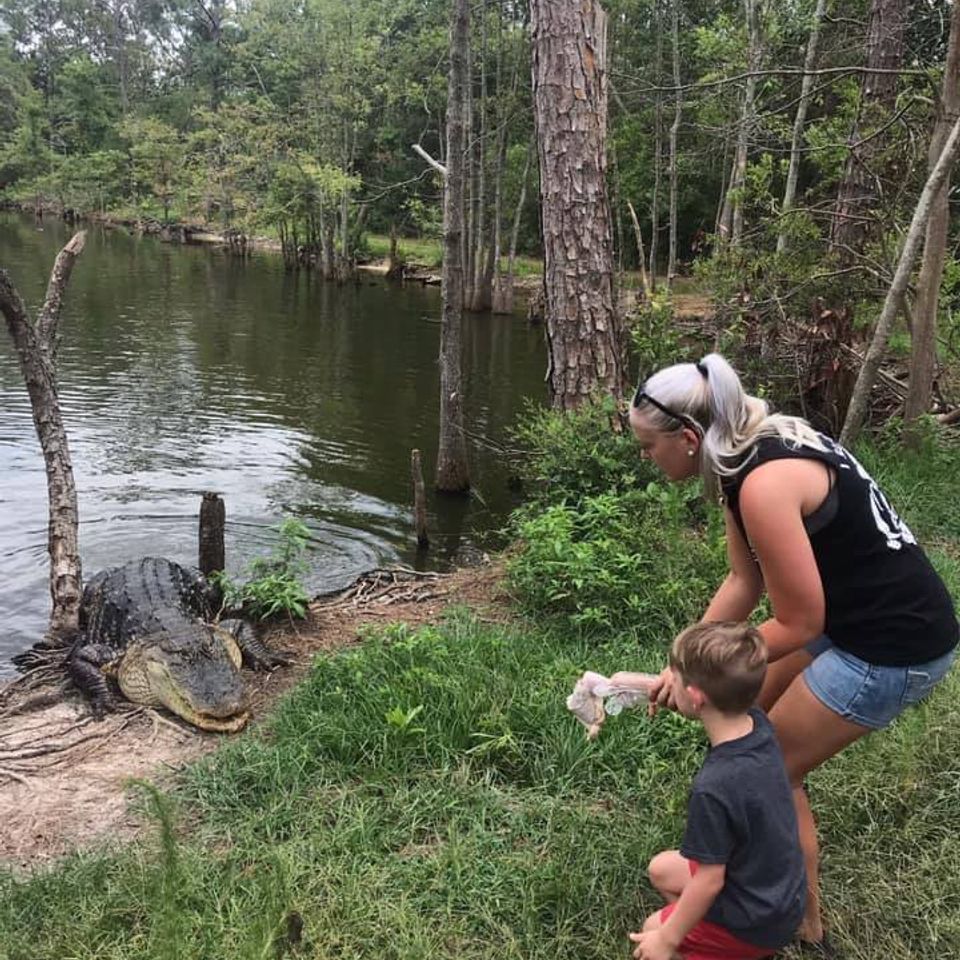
top-left (0, 561), bottom-right (510, 870)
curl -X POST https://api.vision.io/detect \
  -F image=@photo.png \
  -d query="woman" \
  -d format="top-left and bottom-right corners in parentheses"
top-left (620, 353), bottom-right (957, 954)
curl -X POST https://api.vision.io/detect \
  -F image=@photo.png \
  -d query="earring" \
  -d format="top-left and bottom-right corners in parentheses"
top-left (687, 449), bottom-right (695, 457)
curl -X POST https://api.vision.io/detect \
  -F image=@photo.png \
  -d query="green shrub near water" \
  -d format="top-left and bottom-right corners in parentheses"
top-left (508, 487), bottom-right (723, 634)
top-left (213, 518), bottom-right (312, 620)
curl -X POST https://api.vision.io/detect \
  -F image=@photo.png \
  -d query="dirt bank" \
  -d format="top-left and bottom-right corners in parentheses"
top-left (0, 561), bottom-right (510, 870)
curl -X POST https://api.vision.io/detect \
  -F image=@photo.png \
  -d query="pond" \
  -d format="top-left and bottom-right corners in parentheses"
top-left (0, 213), bottom-right (546, 675)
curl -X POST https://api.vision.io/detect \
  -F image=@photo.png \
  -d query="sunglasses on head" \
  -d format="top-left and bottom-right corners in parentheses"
top-left (631, 384), bottom-right (702, 433)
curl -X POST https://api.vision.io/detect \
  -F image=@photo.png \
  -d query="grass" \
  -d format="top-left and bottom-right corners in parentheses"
top-left (363, 233), bottom-right (543, 277)
top-left (1, 434), bottom-right (958, 959)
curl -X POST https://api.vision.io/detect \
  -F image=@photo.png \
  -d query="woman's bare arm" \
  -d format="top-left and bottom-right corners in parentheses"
top-left (739, 460), bottom-right (826, 661)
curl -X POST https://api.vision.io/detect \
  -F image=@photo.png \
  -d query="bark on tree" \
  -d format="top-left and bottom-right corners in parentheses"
top-left (649, 0), bottom-right (664, 289)
top-left (470, 6), bottom-right (490, 312)
top-left (667, 0), bottom-right (682, 286)
top-left (840, 113), bottom-right (960, 447)
top-left (411, 449), bottom-right (430, 548)
top-left (493, 138), bottom-right (533, 315)
top-left (627, 201), bottom-right (652, 300)
top-left (487, 2), bottom-right (516, 315)
top-left (436, 0), bottom-right (471, 492)
top-left (0, 232), bottom-right (86, 640)
top-left (829, 0), bottom-right (907, 261)
top-left (778, 0), bottom-right (828, 253)
top-left (198, 492), bottom-right (226, 576)
top-left (903, 1), bottom-right (960, 431)
top-left (719, 0), bottom-right (762, 245)
top-left (530, 0), bottom-right (626, 410)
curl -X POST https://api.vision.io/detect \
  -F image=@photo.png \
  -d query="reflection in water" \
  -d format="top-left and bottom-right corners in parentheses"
top-left (0, 213), bottom-right (545, 674)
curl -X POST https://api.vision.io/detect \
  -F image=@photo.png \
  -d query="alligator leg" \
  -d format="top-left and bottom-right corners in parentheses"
top-left (223, 621), bottom-right (294, 671)
top-left (69, 642), bottom-right (121, 719)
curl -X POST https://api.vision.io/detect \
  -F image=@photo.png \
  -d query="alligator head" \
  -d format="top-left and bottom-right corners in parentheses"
top-left (116, 624), bottom-right (250, 732)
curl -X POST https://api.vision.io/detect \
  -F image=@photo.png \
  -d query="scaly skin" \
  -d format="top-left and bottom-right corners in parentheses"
top-left (69, 558), bottom-right (288, 732)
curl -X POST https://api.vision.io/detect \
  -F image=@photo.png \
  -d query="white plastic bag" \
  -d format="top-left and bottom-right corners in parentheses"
top-left (566, 671), bottom-right (658, 740)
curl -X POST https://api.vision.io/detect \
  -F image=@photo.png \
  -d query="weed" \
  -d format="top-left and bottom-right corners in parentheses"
top-left (213, 519), bottom-right (311, 621)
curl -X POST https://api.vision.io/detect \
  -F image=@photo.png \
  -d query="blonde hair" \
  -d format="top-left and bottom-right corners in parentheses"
top-left (633, 353), bottom-right (825, 499)
top-left (669, 621), bottom-right (767, 714)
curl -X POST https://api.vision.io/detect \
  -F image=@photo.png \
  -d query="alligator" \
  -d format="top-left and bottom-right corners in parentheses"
top-left (69, 557), bottom-right (290, 732)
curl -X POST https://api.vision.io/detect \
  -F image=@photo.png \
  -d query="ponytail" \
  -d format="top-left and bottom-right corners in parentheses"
top-left (635, 353), bottom-right (825, 499)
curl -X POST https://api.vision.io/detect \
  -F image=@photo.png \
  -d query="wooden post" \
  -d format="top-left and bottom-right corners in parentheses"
top-left (411, 450), bottom-right (430, 549)
top-left (199, 492), bottom-right (226, 576)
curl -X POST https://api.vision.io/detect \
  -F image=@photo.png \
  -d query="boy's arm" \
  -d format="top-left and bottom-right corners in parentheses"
top-left (629, 863), bottom-right (725, 960)
top-left (658, 862), bottom-right (725, 950)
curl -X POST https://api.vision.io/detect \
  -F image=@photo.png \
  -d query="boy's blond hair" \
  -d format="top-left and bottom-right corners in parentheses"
top-left (669, 621), bottom-right (767, 714)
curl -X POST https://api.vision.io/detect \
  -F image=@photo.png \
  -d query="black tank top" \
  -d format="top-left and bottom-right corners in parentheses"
top-left (722, 435), bottom-right (958, 666)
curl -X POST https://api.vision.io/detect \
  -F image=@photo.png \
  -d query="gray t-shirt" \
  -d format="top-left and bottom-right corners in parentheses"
top-left (680, 708), bottom-right (805, 949)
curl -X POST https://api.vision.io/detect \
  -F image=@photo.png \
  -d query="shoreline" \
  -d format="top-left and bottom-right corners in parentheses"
top-left (2, 203), bottom-right (542, 300)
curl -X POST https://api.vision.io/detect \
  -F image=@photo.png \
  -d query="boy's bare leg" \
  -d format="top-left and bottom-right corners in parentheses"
top-left (648, 850), bottom-right (694, 903)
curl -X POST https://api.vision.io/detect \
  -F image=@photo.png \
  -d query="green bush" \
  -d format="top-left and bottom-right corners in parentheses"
top-left (507, 485), bottom-right (724, 635)
top-left (510, 397), bottom-right (657, 505)
top-left (626, 291), bottom-right (695, 375)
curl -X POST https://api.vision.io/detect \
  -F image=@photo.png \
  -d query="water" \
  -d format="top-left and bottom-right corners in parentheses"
top-left (0, 213), bottom-right (546, 674)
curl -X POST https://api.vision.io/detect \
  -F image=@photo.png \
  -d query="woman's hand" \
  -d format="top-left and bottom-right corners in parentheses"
top-left (645, 666), bottom-right (677, 716)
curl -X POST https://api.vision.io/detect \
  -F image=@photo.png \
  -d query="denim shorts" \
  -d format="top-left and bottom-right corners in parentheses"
top-left (804, 636), bottom-right (957, 730)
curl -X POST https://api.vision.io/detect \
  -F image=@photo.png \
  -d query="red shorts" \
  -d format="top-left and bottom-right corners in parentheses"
top-left (657, 861), bottom-right (775, 960)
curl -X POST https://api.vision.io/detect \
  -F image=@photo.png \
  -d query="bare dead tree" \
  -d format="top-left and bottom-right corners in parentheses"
top-left (841, 113), bottom-right (960, 446)
top-left (530, 0), bottom-right (626, 410)
top-left (904, 1), bottom-right (960, 433)
top-left (437, 0), bottom-right (471, 491)
top-left (627, 200), bottom-right (652, 300)
top-left (0, 232), bottom-right (86, 640)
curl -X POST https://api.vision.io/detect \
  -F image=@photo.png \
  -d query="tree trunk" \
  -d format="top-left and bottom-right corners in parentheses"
top-left (198, 492), bottom-right (226, 576)
top-left (728, 0), bottom-right (762, 245)
top-left (463, 52), bottom-right (476, 311)
top-left (493, 138), bottom-right (534, 315)
top-left (829, 0), bottom-right (907, 261)
top-left (903, 1), bottom-right (960, 431)
top-left (530, 0), bottom-right (626, 410)
top-left (778, 0), bottom-right (828, 253)
top-left (840, 113), bottom-right (960, 447)
top-left (436, 0), bottom-right (471, 492)
top-left (627, 201), bottom-right (652, 301)
top-left (649, 0), bottom-right (663, 290)
top-left (0, 232), bottom-right (86, 640)
top-left (483, 2), bottom-right (512, 313)
top-left (667, 0), bottom-right (682, 286)
top-left (470, 6), bottom-right (491, 312)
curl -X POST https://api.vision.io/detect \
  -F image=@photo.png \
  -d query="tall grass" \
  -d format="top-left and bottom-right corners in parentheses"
top-left (1, 420), bottom-right (957, 960)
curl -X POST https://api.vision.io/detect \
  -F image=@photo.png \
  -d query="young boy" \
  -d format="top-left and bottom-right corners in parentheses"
top-left (628, 622), bottom-right (805, 960)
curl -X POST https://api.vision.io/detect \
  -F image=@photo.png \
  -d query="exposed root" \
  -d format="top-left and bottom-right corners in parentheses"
top-left (318, 566), bottom-right (450, 610)
top-left (0, 767), bottom-right (31, 788)
top-left (0, 703), bottom-right (145, 778)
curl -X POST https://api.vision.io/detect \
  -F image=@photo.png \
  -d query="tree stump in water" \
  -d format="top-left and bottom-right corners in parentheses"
top-left (526, 287), bottom-right (545, 326)
top-left (199, 492), bottom-right (226, 576)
